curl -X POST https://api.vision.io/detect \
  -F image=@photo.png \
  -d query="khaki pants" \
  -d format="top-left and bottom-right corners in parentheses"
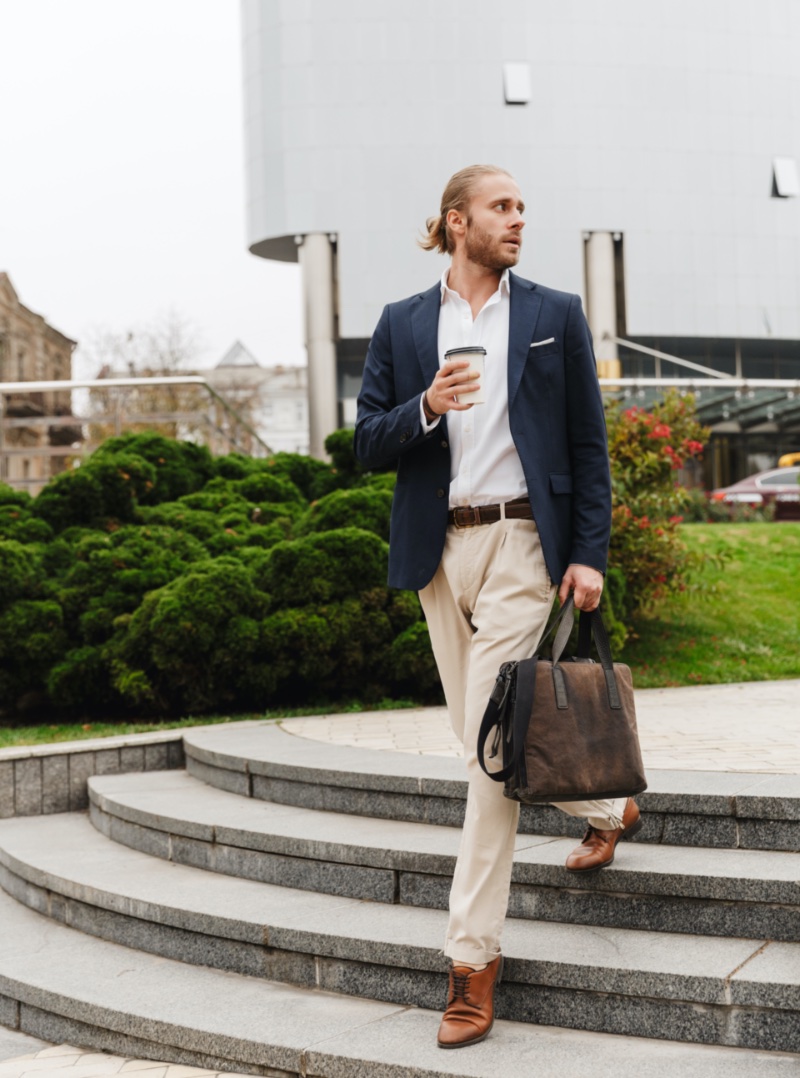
top-left (419, 518), bottom-right (626, 965)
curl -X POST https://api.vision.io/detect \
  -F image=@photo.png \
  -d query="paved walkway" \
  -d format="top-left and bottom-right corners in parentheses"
top-left (282, 679), bottom-right (800, 774)
top-left (0, 1045), bottom-right (249, 1078)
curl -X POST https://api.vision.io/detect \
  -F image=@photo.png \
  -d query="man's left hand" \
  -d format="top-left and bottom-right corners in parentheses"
top-left (558, 564), bottom-right (604, 611)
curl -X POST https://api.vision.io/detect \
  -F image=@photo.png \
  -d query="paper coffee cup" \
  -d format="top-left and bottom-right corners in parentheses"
top-left (443, 346), bottom-right (486, 405)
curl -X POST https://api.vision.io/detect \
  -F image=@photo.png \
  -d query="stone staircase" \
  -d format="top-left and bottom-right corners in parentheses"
top-left (0, 721), bottom-right (799, 1077)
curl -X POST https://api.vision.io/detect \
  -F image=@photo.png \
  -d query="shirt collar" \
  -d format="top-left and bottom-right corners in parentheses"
top-left (440, 267), bottom-right (510, 305)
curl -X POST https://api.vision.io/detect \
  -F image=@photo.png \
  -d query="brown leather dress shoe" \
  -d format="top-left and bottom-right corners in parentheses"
top-left (565, 797), bottom-right (642, 872)
top-left (437, 954), bottom-right (504, 1049)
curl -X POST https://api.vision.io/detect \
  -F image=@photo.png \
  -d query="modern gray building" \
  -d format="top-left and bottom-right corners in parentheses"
top-left (241, 0), bottom-right (800, 484)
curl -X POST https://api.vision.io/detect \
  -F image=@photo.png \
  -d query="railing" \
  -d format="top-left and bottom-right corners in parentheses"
top-left (0, 376), bottom-right (273, 492)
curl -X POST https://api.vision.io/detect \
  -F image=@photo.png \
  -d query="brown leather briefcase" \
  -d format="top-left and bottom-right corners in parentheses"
top-left (477, 596), bottom-right (647, 803)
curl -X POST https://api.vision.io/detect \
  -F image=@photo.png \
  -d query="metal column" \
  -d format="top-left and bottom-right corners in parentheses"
top-left (585, 232), bottom-right (622, 380)
top-left (299, 233), bottom-right (338, 460)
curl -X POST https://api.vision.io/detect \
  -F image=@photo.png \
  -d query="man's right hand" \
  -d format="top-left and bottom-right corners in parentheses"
top-left (426, 360), bottom-right (481, 415)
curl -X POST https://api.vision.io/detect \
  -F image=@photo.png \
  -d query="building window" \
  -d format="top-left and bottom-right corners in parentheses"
top-left (17, 351), bottom-right (25, 381)
top-left (503, 62), bottom-right (531, 105)
top-left (772, 157), bottom-right (799, 198)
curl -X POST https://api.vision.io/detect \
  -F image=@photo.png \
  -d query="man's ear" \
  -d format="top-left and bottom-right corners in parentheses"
top-left (446, 207), bottom-right (466, 239)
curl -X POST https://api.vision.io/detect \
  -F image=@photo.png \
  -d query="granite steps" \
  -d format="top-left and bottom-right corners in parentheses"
top-left (0, 814), bottom-right (799, 1055)
top-left (86, 769), bottom-right (800, 943)
top-left (183, 724), bottom-right (800, 852)
top-left (3, 892), bottom-right (799, 1078)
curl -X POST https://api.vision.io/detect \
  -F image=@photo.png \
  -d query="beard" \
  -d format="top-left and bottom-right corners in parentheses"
top-left (464, 219), bottom-right (520, 271)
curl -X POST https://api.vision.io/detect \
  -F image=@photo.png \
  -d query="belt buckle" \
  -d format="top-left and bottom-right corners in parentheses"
top-left (453, 506), bottom-right (479, 529)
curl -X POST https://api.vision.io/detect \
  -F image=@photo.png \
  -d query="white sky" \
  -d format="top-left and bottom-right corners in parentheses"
top-left (0, 0), bottom-right (305, 378)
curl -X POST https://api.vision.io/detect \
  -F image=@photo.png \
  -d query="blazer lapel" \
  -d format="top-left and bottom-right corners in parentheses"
top-left (508, 273), bottom-right (543, 407)
top-left (410, 282), bottom-right (441, 389)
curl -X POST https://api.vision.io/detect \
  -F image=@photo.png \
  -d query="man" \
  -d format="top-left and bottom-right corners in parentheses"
top-left (354, 164), bottom-right (640, 1050)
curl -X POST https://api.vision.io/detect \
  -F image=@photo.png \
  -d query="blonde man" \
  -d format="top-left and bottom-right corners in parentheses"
top-left (355, 165), bottom-right (639, 1049)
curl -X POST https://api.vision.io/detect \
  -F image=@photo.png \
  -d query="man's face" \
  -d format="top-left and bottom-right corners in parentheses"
top-left (462, 173), bottom-right (525, 271)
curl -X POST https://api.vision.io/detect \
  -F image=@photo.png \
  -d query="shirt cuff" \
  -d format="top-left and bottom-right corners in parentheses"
top-left (420, 392), bottom-right (441, 434)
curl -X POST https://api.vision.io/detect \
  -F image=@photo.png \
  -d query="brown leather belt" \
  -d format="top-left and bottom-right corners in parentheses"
top-left (448, 496), bottom-right (533, 528)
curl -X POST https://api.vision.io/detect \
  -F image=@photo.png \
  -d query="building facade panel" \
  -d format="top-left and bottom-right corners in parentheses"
top-left (243, 0), bottom-right (800, 342)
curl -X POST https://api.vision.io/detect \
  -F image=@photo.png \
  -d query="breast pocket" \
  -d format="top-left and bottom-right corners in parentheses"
top-left (529, 337), bottom-right (560, 359)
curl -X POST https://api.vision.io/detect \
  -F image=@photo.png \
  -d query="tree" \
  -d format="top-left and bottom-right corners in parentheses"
top-left (81, 310), bottom-right (208, 449)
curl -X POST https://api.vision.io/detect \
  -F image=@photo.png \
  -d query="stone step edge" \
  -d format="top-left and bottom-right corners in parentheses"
top-left (3, 814), bottom-right (795, 1014)
top-left (86, 773), bottom-right (800, 908)
top-left (183, 723), bottom-right (800, 820)
top-left (2, 854), bottom-right (800, 1059)
top-left (3, 894), bottom-right (798, 1078)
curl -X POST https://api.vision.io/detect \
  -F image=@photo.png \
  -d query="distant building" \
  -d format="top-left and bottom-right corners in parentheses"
top-left (241, 0), bottom-right (800, 482)
top-left (205, 342), bottom-right (309, 455)
top-left (0, 272), bottom-right (78, 491)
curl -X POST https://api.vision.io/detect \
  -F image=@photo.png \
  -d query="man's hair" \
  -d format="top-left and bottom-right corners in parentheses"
top-left (419, 164), bottom-right (512, 255)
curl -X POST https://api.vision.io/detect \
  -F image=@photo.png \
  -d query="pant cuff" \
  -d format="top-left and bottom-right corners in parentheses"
top-left (444, 939), bottom-right (500, 966)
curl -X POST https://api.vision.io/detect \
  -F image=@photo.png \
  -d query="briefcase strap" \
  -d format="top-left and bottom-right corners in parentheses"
top-left (477, 657), bottom-right (538, 783)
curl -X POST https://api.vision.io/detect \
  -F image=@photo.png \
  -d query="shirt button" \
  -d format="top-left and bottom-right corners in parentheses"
top-left (436, 489), bottom-right (445, 498)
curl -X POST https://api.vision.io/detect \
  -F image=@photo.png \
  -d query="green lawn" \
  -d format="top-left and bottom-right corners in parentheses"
top-left (624, 522), bottom-right (800, 688)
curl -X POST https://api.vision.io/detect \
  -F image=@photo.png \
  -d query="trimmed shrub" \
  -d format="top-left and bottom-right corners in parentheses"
top-left (294, 487), bottom-right (393, 541)
top-left (232, 471), bottom-right (304, 506)
top-left (47, 645), bottom-right (116, 711)
top-left (260, 596), bottom-right (397, 702)
top-left (254, 528), bottom-right (388, 606)
top-left (92, 432), bottom-right (214, 503)
top-left (32, 454), bottom-right (157, 532)
top-left (260, 452), bottom-right (342, 501)
top-left (107, 557), bottom-right (271, 713)
top-left (389, 621), bottom-right (441, 699)
top-left (0, 599), bottom-right (68, 704)
top-left (32, 468), bottom-right (105, 532)
top-left (0, 484), bottom-right (32, 508)
top-left (53, 525), bottom-right (207, 646)
top-left (0, 505), bottom-right (53, 544)
top-left (0, 541), bottom-right (44, 608)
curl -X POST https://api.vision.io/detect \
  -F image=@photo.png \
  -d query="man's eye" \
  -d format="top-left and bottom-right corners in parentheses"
top-left (496, 203), bottom-right (506, 211)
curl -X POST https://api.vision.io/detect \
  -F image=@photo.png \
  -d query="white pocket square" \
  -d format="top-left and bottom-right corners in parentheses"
top-left (530, 337), bottom-right (556, 349)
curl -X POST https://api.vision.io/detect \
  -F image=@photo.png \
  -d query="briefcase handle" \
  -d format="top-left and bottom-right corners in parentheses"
top-left (549, 596), bottom-right (622, 710)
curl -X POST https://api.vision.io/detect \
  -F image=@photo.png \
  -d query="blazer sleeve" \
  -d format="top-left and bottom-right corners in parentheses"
top-left (563, 295), bottom-right (612, 573)
top-left (354, 304), bottom-right (439, 470)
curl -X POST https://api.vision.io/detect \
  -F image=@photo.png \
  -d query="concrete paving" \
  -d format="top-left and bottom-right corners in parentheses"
top-left (281, 678), bottom-right (800, 773)
top-left (0, 1044), bottom-right (250, 1078)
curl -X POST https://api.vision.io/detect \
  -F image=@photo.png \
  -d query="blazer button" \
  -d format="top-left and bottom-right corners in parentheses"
top-left (436, 488), bottom-right (445, 498)
top-left (440, 439), bottom-right (448, 448)
top-left (399, 433), bottom-right (408, 444)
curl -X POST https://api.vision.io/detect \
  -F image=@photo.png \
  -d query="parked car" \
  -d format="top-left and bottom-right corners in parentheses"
top-left (710, 465), bottom-right (800, 520)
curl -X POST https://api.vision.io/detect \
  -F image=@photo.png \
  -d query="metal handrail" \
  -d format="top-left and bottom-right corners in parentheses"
top-left (603, 335), bottom-right (732, 380)
top-left (0, 375), bottom-right (273, 455)
top-left (598, 377), bottom-right (800, 390)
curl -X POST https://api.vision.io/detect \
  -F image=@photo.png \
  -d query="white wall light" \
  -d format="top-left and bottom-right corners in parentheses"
top-left (772, 157), bottom-right (799, 198)
top-left (503, 62), bottom-right (531, 105)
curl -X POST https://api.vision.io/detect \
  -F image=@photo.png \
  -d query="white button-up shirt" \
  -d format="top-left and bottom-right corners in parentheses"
top-left (421, 268), bottom-right (528, 509)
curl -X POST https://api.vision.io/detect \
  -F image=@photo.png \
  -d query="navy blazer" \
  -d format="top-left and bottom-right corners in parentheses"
top-left (354, 272), bottom-right (612, 592)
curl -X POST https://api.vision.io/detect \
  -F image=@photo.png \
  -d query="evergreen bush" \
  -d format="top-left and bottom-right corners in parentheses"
top-left (0, 402), bottom-right (710, 719)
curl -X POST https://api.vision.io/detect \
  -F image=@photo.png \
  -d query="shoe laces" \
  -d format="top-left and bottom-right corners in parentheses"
top-left (450, 967), bottom-right (472, 1002)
